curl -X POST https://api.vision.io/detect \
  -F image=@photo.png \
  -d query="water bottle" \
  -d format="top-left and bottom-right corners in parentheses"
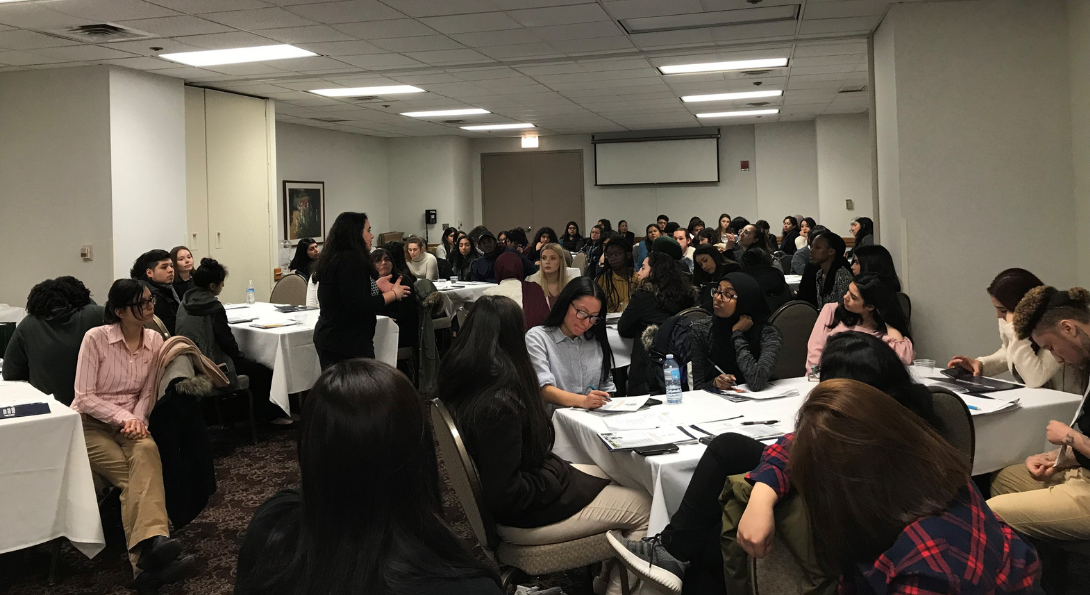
top-left (664, 355), bottom-right (683, 404)
top-left (246, 280), bottom-right (256, 304)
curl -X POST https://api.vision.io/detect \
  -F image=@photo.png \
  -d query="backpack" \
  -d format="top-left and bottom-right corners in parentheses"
top-left (643, 315), bottom-right (694, 395)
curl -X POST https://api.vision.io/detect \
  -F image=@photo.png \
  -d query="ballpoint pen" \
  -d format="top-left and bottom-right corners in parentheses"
top-left (742, 420), bottom-right (778, 425)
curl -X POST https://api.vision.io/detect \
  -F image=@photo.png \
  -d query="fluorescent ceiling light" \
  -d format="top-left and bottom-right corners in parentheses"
top-left (696, 109), bottom-right (779, 118)
top-left (309, 85), bottom-right (424, 97)
top-left (682, 90), bottom-right (783, 103)
top-left (159, 44), bottom-right (315, 66)
top-left (462, 123), bottom-right (536, 131)
top-left (659, 58), bottom-right (788, 75)
top-left (402, 108), bottom-right (490, 118)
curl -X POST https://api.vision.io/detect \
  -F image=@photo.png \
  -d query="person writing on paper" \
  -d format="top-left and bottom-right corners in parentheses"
top-left (989, 285), bottom-right (1090, 542)
top-left (948, 268), bottom-right (1079, 392)
top-left (439, 295), bottom-right (650, 595)
top-left (806, 273), bottom-right (914, 373)
top-left (690, 273), bottom-right (781, 392)
top-left (525, 278), bottom-right (616, 414)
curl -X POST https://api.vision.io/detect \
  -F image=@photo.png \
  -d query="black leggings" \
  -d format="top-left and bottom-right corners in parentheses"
top-left (661, 433), bottom-right (767, 595)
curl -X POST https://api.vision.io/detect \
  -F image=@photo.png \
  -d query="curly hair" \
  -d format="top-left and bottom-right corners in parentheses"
top-left (25, 277), bottom-right (93, 317)
top-left (638, 251), bottom-right (696, 313)
top-left (1013, 286), bottom-right (1090, 340)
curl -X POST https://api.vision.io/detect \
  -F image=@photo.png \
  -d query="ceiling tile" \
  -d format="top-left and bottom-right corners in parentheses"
top-left (296, 39), bottom-right (385, 55)
top-left (54, 0), bottom-right (182, 21)
top-left (117, 15), bottom-right (235, 36)
top-left (490, 0), bottom-right (591, 7)
top-left (530, 20), bottom-right (626, 40)
top-left (420, 12), bottom-right (523, 34)
top-left (258, 24), bottom-right (355, 43)
top-left (552, 35), bottom-right (635, 54)
top-left (449, 28), bottom-right (541, 47)
top-left (0, 4), bottom-right (98, 29)
top-left (803, 0), bottom-right (888, 19)
top-left (34, 45), bottom-right (135, 61)
top-left (0, 50), bottom-right (69, 66)
top-left (798, 15), bottom-right (880, 34)
top-left (369, 35), bottom-right (466, 52)
top-left (601, 0), bottom-right (703, 19)
top-left (102, 56), bottom-right (187, 69)
top-left (579, 57), bottom-right (652, 71)
top-left (390, 0), bottom-right (502, 18)
top-left (629, 28), bottom-right (714, 48)
top-left (282, 1), bottom-right (405, 24)
top-left (507, 4), bottom-right (611, 27)
top-left (146, 0), bottom-right (272, 13)
top-left (203, 61), bottom-right (286, 75)
top-left (789, 54), bottom-right (864, 67)
top-left (477, 42), bottom-right (564, 59)
top-left (0, 30), bottom-right (80, 50)
top-left (174, 30), bottom-right (278, 49)
top-left (450, 66), bottom-right (521, 80)
top-left (271, 55), bottom-right (357, 71)
top-left (335, 53), bottom-right (423, 69)
top-left (103, 38), bottom-right (204, 56)
top-left (403, 48), bottom-right (494, 65)
top-left (390, 72), bottom-right (462, 84)
top-left (514, 62), bottom-right (583, 75)
top-left (709, 20), bottom-right (799, 42)
top-left (791, 41), bottom-right (867, 57)
top-left (331, 18), bottom-right (439, 38)
top-left (202, 7), bottom-right (317, 29)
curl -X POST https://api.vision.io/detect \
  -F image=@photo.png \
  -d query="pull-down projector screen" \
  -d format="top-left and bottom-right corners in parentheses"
top-left (595, 137), bottom-right (719, 185)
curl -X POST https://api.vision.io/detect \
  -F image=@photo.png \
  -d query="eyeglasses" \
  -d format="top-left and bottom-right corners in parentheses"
top-left (137, 297), bottom-right (156, 309)
top-left (572, 307), bottom-right (602, 324)
top-left (713, 290), bottom-right (737, 301)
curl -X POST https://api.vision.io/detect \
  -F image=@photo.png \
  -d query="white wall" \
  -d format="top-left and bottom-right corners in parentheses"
top-left (873, 16), bottom-right (904, 279)
top-left (109, 68), bottom-right (187, 280)
top-left (874, 0), bottom-right (1075, 361)
top-left (1071, 0), bottom-right (1090, 287)
top-left (275, 122), bottom-right (389, 247)
top-left (387, 136), bottom-right (475, 241)
top-left (754, 121), bottom-right (819, 223)
top-left (815, 113), bottom-right (873, 237)
top-left (0, 67), bottom-right (114, 306)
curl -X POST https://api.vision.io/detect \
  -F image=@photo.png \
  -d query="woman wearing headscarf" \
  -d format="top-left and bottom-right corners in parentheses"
top-left (690, 273), bottom-right (782, 392)
top-left (481, 252), bottom-right (550, 329)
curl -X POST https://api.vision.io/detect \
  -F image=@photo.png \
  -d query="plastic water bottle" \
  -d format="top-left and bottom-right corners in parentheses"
top-left (664, 355), bottom-right (683, 404)
top-left (246, 280), bottom-right (256, 304)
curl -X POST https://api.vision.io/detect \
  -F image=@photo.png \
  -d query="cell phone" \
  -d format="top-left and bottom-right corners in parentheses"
top-left (634, 444), bottom-right (679, 456)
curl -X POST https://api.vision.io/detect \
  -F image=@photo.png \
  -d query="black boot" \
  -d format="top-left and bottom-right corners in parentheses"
top-left (136, 535), bottom-right (182, 571)
top-left (134, 554), bottom-right (199, 595)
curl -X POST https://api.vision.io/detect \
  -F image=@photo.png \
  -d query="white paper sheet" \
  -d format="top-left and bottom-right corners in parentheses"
top-left (596, 396), bottom-right (648, 413)
top-left (600, 410), bottom-right (674, 431)
top-left (598, 426), bottom-right (691, 451)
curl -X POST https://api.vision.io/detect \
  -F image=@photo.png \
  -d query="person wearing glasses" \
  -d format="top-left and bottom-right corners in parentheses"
top-left (690, 273), bottom-right (782, 392)
top-left (526, 278), bottom-right (616, 414)
top-left (72, 279), bottom-right (199, 591)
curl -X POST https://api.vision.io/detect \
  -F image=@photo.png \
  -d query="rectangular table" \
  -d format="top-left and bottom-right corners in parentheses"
top-left (552, 375), bottom-right (1083, 534)
top-left (0, 381), bottom-right (105, 559)
top-left (784, 274), bottom-right (802, 291)
top-left (228, 302), bottom-right (398, 413)
top-left (432, 280), bottom-right (497, 307)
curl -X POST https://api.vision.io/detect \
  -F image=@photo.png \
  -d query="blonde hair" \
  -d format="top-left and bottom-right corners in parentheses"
top-left (528, 243), bottom-right (571, 299)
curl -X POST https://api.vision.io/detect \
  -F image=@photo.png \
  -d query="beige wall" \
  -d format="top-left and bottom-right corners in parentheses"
top-left (816, 113), bottom-right (874, 238)
top-left (1071, 0), bottom-right (1090, 287)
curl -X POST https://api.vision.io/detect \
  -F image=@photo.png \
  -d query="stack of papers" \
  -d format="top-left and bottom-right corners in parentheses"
top-left (594, 397), bottom-right (648, 413)
top-left (600, 411), bottom-right (673, 431)
top-left (598, 426), bottom-right (693, 451)
top-left (959, 393), bottom-right (1020, 416)
top-left (691, 419), bottom-right (785, 441)
top-left (708, 384), bottom-right (799, 403)
top-left (227, 308), bottom-right (258, 324)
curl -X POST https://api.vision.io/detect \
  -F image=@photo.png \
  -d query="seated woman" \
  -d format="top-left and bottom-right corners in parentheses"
top-left (619, 251), bottom-right (697, 396)
top-left (525, 278), bottom-right (615, 414)
top-left (690, 273), bottom-right (781, 393)
top-left (531, 226), bottom-right (559, 262)
top-left (288, 238), bottom-right (319, 280)
top-left (481, 252), bottom-right (550, 329)
top-left (450, 232), bottom-right (478, 281)
top-left (72, 279), bottom-right (197, 591)
top-left (596, 237), bottom-right (636, 313)
top-left (806, 272), bottom-right (914, 372)
top-left (439, 295), bottom-right (650, 595)
top-left (846, 216), bottom-right (875, 261)
top-left (739, 247), bottom-right (792, 313)
top-left (947, 268), bottom-right (1078, 391)
top-left (527, 242), bottom-right (572, 307)
top-left (471, 231), bottom-right (504, 282)
top-left (635, 223), bottom-right (660, 269)
top-left (693, 245), bottom-right (741, 310)
top-left (795, 217), bottom-right (816, 251)
top-left (436, 227), bottom-right (458, 260)
top-left (235, 359), bottom-right (502, 595)
top-left (849, 243), bottom-right (901, 291)
top-left (405, 236), bottom-right (439, 281)
top-left (371, 248), bottom-right (419, 349)
top-left (798, 231), bottom-right (852, 308)
top-left (170, 245), bottom-right (196, 298)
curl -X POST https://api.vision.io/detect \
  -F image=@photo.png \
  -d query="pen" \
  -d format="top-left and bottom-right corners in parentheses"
top-left (588, 384), bottom-right (611, 402)
top-left (742, 420), bottom-right (778, 425)
top-left (965, 405), bottom-right (980, 411)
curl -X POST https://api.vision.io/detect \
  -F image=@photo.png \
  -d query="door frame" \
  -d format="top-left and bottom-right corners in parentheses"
top-left (481, 149), bottom-right (585, 234)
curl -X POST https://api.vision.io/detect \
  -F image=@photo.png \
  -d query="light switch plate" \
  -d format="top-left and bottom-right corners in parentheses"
top-left (845, 199), bottom-right (854, 210)
top-left (80, 245), bottom-right (93, 261)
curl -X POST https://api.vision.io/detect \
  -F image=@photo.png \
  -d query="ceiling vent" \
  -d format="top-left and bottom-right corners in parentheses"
top-left (345, 96), bottom-right (382, 102)
top-left (746, 101), bottom-right (771, 107)
top-left (741, 69), bottom-right (774, 76)
top-left (838, 85), bottom-right (867, 93)
top-left (46, 23), bottom-right (155, 43)
top-left (442, 119), bottom-right (467, 124)
top-left (310, 117), bottom-right (351, 123)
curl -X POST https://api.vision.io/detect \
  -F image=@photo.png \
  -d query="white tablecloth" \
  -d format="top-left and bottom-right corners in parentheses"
top-left (432, 280), bottom-right (497, 306)
top-left (0, 381), bottom-right (104, 558)
top-left (553, 375), bottom-right (1083, 534)
top-left (0, 304), bottom-right (25, 323)
top-left (784, 274), bottom-right (802, 291)
top-left (229, 302), bottom-right (398, 413)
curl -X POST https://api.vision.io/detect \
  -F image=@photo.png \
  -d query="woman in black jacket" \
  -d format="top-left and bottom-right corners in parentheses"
top-left (312, 212), bottom-right (410, 370)
top-left (371, 249), bottom-right (419, 350)
top-left (449, 233), bottom-right (478, 280)
top-left (779, 216), bottom-right (800, 255)
top-left (798, 231), bottom-right (852, 309)
top-left (288, 238), bottom-right (319, 280)
top-left (438, 296), bottom-right (650, 595)
top-left (559, 221), bottom-right (585, 253)
top-left (619, 251), bottom-right (697, 395)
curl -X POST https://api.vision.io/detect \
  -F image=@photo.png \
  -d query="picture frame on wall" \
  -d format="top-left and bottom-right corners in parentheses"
top-left (283, 180), bottom-right (325, 245)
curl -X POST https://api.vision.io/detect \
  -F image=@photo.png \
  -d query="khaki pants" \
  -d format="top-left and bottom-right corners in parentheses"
top-left (988, 464), bottom-right (1090, 541)
top-left (82, 415), bottom-right (171, 574)
top-left (497, 465), bottom-right (651, 595)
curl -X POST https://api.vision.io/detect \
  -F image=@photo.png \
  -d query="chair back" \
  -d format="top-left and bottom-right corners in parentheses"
top-left (928, 386), bottom-right (975, 466)
top-left (750, 534), bottom-right (810, 595)
top-left (437, 258), bottom-right (453, 280)
top-left (145, 315), bottom-right (170, 339)
top-left (678, 306), bottom-right (711, 323)
top-left (269, 274), bottom-right (307, 306)
top-left (767, 300), bottom-right (819, 380)
top-left (779, 254), bottom-right (794, 277)
top-left (456, 306), bottom-right (469, 328)
top-left (379, 231), bottom-right (404, 246)
top-left (897, 292), bottom-right (912, 321)
top-left (429, 399), bottom-right (498, 557)
top-left (572, 252), bottom-right (587, 275)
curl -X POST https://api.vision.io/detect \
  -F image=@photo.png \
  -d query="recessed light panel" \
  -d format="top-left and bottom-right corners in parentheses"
top-left (659, 58), bottom-right (788, 75)
top-left (310, 86), bottom-right (424, 97)
top-left (461, 123), bottom-right (535, 131)
top-left (159, 44), bottom-right (316, 66)
top-left (682, 90), bottom-right (783, 103)
top-left (696, 109), bottom-right (779, 118)
top-left (402, 108), bottom-right (490, 118)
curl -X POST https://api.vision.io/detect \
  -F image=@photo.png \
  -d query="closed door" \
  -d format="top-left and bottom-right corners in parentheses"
top-left (482, 150), bottom-right (584, 237)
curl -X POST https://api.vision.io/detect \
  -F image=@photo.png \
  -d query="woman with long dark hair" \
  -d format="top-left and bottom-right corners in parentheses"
top-left (236, 360), bottom-right (502, 595)
top-left (806, 273), bottom-right (913, 371)
top-left (947, 268), bottom-right (1077, 391)
top-left (289, 238), bottom-right (319, 280)
top-left (849, 243), bottom-right (901, 291)
top-left (715, 213), bottom-right (733, 245)
top-left (559, 221), bottom-right (585, 252)
top-left (531, 227), bottom-right (559, 261)
top-left (438, 296), bottom-right (649, 595)
top-left (690, 273), bottom-right (781, 392)
top-left (526, 278), bottom-right (616, 413)
top-left (312, 212), bottom-right (410, 369)
top-left (779, 217), bottom-right (800, 255)
top-left (371, 249), bottom-right (419, 350)
top-left (617, 220), bottom-right (635, 245)
top-left (450, 233), bottom-right (478, 280)
top-left (596, 237), bottom-right (636, 313)
top-left (795, 217), bottom-right (816, 251)
top-left (798, 230), bottom-right (852, 308)
top-left (619, 251), bottom-right (697, 395)
top-left (437, 227), bottom-right (458, 260)
top-left (846, 216), bottom-right (874, 260)
top-left (635, 223), bottom-right (660, 269)
top-left (170, 245), bottom-right (196, 297)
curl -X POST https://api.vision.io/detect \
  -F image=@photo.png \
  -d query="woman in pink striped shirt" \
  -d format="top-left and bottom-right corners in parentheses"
top-left (71, 279), bottom-right (198, 592)
top-left (805, 273), bottom-right (914, 373)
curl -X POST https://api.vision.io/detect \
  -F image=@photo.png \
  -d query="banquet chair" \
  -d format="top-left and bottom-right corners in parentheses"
top-left (749, 534), bottom-right (811, 595)
top-left (572, 252), bottom-right (587, 275)
top-left (269, 274), bottom-right (307, 306)
top-left (897, 292), bottom-right (912, 323)
top-left (429, 399), bottom-right (630, 593)
top-left (144, 315), bottom-right (170, 339)
top-left (678, 306), bottom-right (711, 322)
top-left (767, 301), bottom-right (819, 380)
top-left (927, 386), bottom-right (975, 465)
top-left (778, 254), bottom-right (794, 279)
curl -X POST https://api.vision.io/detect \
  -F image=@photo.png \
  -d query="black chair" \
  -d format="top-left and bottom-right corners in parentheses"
top-left (767, 300), bottom-right (819, 380)
top-left (778, 254), bottom-right (794, 278)
top-left (437, 258), bottom-right (453, 280)
top-left (897, 292), bottom-right (912, 322)
top-left (927, 386), bottom-right (975, 465)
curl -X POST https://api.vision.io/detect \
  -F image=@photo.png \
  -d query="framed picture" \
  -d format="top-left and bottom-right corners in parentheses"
top-left (283, 180), bottom-right (326, 244)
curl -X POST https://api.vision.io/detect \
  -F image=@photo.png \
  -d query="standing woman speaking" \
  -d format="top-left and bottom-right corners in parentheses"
top-left (312, 212), bottom-right (410, 370)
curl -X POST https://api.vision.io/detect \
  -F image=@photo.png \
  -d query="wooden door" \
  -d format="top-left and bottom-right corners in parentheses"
top-left (482, 152), bottom-right (533, 235)
top-left (530, 151), bottom-right (584, 236)
top-left (482, 150), bottom-right (584, 237)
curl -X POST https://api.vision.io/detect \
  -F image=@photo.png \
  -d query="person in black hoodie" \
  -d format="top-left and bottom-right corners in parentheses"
top-left (779, 216), bottom-right (800, 255)
top-left (3, 276), bottom-right (104, 406)
top-left (693, 244), bottom-right (741, 310)
top-left (471, 231), bottom-right (504, 282)
top-left (438, 296), bottom-right (650, 595)
top-left (131, 249), bottom-right (180, 335)
top-left (740, 247), bottom-right (793, 313)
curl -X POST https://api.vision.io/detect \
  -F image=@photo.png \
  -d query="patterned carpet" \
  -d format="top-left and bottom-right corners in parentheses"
top-left (0, 425), bottom-right (591, 595)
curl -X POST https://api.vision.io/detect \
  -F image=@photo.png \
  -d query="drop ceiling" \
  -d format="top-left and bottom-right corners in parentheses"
top-left (0, 0), bottom-right (902, 137)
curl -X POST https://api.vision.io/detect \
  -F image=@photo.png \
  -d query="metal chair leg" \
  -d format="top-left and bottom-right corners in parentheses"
top-left (48, 538), bottom-right (61, 585)
top-left (244, 389), bottom-right (257, 444)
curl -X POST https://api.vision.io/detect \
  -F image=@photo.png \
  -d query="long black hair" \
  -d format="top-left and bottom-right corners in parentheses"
top-left (440, 227), bottom-right (458, 254)
top-left (290, 239), bottom-right (317, 278)
top-left (641, 251), bottom-right (696, 313)
top-left (193, 258), bottom-right (228, 291)
top-left (819, 331), bottom-right (939, 430)
top-left (541, 278), bottom-right (614, 386)
top-left (853, 217), bottom-right (874, 240)
top-left (313, 212), bottom-right (376, 284)
top-left (852, 244), bottom-right (901, 292)
top-left (561, 221), bottom-right (582, 241)
top-left (449, 233), bottom-right (478, 270)
top-left (237, 359), bottom-right (498, 595)
top-left (596, 237), bottom-right (634, 309)
top-left (692, 245), bottom-right (729, 286)
top-left (597, 218), bottom-right (613, 232)
top-left (729, 216), bottom-right (750, 234)
top-left (103, 278), bottom-right (148, 324)
top-left (828, 273), bottom-right (911, 339)
top-left (25, 277), bottom-right (94, 317)
top-left (437, 296), bottom-right (553, 467)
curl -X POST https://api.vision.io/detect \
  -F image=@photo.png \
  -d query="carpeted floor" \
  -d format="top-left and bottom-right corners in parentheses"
top-left (0, 425), bottom-right (592, 595)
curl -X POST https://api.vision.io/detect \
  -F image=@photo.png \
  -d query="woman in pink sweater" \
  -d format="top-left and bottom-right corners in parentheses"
top-left (806, 273), bottom-right (914, 372)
